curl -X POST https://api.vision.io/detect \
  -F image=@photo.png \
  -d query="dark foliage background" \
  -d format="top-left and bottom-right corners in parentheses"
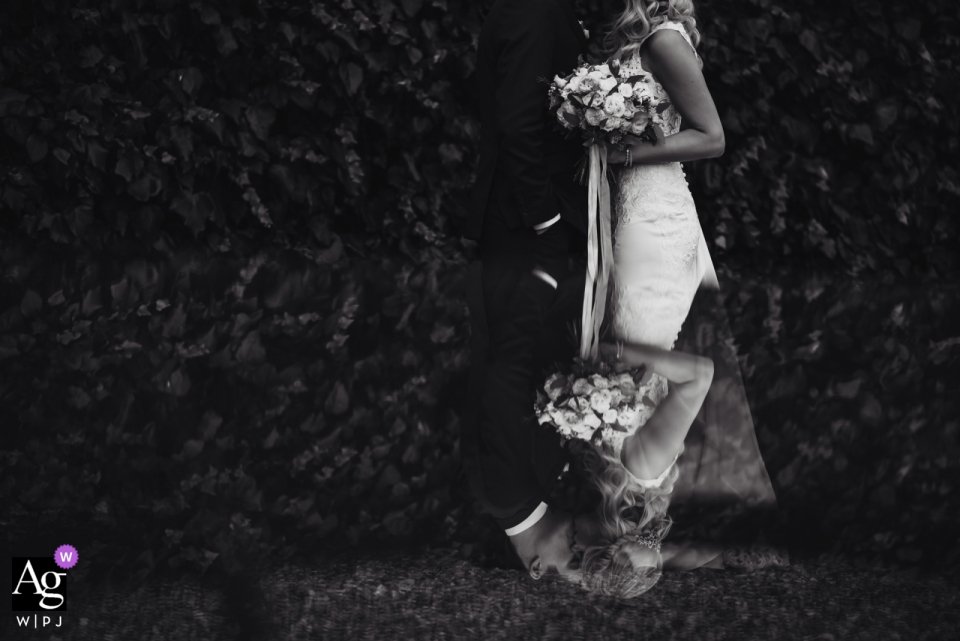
top-left (0, 0), bottom-right (957, 582)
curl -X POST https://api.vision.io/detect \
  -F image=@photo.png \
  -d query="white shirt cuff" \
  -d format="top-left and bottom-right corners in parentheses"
top-left (533, 214), bottom-right (561, 231)
top-left (531, 269), bottom-right (557, 290)
top-left (504, 501), bottom-right (548, 537)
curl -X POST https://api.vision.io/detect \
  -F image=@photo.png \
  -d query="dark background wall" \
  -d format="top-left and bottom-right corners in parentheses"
top-left (0, 0), bottom-right (957, 581)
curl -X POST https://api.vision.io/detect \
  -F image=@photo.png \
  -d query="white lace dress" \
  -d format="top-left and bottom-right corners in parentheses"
top-left (606, 22), bottom-right (716, 488)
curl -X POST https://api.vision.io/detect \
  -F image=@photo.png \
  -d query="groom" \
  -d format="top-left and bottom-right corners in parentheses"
top-left (461, 0), bottom-right (589, 579)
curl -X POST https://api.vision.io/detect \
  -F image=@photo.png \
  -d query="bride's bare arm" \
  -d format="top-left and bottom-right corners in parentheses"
top-left (661, 541), bottom-right (725, 571)
top-left (599, 342), bottom-right (713, 480)
top-left (608, 29), bottom-right (724, 164)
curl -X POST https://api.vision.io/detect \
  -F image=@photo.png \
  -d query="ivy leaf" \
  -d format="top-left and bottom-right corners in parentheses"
top-left (86, 140), bottom-right (108, 170)
top-left (180, 67), bottom-right (204, 96)
top-left (848, 124), bottom-right (874, 147)
top-left (183, 439), bottom-right (204, 458)
top-left (128, 174), bottom-right (162, 201)
top-left (325, 381), bottom-right (350, 415)
top-left (200, 5), bottom-right (221, 25)
top-left (401, 0), bottom-right (422, 17)
top-left (170, 191), bottom-right (214, 234)
top-left (0, 88), bottom-right (29, 116)
top-left (236, 330), bottom-right (266, 363)
top-left (263, 428), bottom-right (280, 449)
top-left (245, 105), bottom-right (276, 141)
top-left (216, 26), bottom-right (238, 57)
top-left (341, 63), bottom-right (363, 96)
top-left (26, 135), bottom-right (48, 163)
top-left (167, 368), bottom-right (192, 396)
top-left (170, 126), bottom-right (194, 160)
top-left (20, 289), bottom-right (42, 316)
top-left (79, 46), bottom-right (104, 68)
top-left (115, 150), bottom-right (143, 182)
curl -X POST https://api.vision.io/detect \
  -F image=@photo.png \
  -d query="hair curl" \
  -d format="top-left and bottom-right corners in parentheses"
top-left (604, 0), bottom-right (701, 64)
top-left (571, 439), bottom-right (682, 598)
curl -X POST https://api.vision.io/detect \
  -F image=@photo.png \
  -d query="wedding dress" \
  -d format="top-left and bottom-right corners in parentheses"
top-left (602, 23), bottom-right (781, 559)
top-left (604, 21), bottom-right (714, 484)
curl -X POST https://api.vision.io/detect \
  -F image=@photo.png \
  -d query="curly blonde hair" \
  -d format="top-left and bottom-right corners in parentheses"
top-left (571, 439), bottom-right (681, 598)
top-left (604, 0), bottom-right (701, 63)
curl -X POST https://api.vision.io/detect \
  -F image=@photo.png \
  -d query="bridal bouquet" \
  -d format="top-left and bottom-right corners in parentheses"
top-left (548, 57), bottom-right (669, 150)
top-left (535, 359), bottom-right (657, 446)
top-left (546, 58), bottom-right (672, 364)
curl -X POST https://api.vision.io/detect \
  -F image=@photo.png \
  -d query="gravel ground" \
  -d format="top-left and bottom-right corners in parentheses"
top-left (6, 549), bottom-right (958, 641)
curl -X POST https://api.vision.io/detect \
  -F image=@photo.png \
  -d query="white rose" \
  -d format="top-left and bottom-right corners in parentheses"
top-left (619, 380), bottom-right (638, 397)
top-left (589, 389), bottom-right (613, 414)
top-left (617, 83), bottom-right (634, 98)
top-left (601, 116), bottom-right (622, 132)
top-left (553, 75), bottom-right (569, 88)
top-left (602, 408), bottom-right (619, 424)
top-left (617, 407), bottom-right (638, 428)
top-left (584, 108), bottom-right (605, 127)
top-left (550, 408), bottom-right (566, 426)
top-left (603, 94), bottom-right (626, 118)
top-left (557, 102), bottom-right (580, 128)
top-left (608, 388), bottom-right (624, 406)
top-left (572, 378), bottom-right (594, 396)
top-left (579, 76), bottom-right (600, 92)
top-left (582, 412), bottom-right (602, 429)
top-left (599, 76), bottom-right (618, 93)
top-left (628, 117), bottom-right (649, 135)
top-left (589, 374), bottom-right (609, 389)
top-left (544, 373), bottom-right (568, 400)
top-left (576, 396), bottom-right (592, 413)
top-left (587, 69), bottom-right (604, 80)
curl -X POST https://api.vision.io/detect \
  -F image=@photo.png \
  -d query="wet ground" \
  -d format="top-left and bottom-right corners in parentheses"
top-left (6, 548), bottom-right (958, 640)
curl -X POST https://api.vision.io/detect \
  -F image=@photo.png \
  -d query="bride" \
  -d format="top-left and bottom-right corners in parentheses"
top-left (556, 0), bottom-right (781, 595)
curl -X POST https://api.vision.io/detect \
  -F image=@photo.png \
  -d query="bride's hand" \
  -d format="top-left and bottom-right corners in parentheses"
top-left (598, 342), bottom-right (632, 373)
top-left (606, 136), bottom-right (643, 165)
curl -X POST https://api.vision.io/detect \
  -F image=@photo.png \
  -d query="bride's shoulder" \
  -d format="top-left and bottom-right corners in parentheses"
top-left (644, 22), bottom-right (693, 49)
top-left (643, 22), bottom-right (701, 67)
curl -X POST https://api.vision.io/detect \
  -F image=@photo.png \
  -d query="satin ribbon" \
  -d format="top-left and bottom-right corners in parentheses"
top-left (580, 144), bottom-right (612, 361)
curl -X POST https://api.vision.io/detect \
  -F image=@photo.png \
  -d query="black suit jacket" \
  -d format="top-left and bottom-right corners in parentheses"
top-left (464, 0), bottom-right (590, 240)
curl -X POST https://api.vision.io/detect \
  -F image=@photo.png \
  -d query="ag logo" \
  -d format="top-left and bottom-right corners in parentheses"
top-left (11, 558), bottom-right (67, 612)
